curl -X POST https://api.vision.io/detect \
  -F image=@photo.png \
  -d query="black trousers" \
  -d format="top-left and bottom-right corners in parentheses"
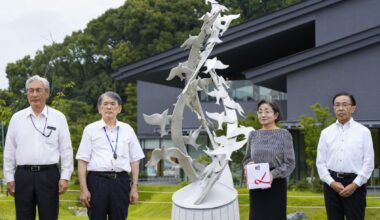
top-left (249, 178), bottom-right (287, 220)
top-left (87, 172), bottom-right (131, 220)
top-left (14, 165), bottom-right (60, 220)
top-left (323, 175), bottom-right (366, 220)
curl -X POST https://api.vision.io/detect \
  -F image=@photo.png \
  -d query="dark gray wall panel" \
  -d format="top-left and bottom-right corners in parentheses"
top-left (316, 0), bottom-right (380, 46)
top-left (287, 43), bottom-right (380, 121)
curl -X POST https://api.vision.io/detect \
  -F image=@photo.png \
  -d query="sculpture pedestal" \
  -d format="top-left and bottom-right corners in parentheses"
top-left (171, 182), bottom-right (240, 220)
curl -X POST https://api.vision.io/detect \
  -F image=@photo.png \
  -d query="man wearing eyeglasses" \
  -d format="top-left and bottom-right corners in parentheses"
top-left (3, 75), bottom-right (73, 220)
top-left (316, 92), bottom-right (374, 220)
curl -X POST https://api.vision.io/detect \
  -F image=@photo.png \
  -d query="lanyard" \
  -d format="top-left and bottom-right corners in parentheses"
top-left (30, 107), bottom-right (52, 137)
top-left (103, 126), bottom-right (119, 159)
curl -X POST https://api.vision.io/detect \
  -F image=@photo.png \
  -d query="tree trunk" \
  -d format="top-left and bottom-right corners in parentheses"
top-left (310, 166), bottom-right (315, 188)
top-left (240, 166), bottom-right (245, 188)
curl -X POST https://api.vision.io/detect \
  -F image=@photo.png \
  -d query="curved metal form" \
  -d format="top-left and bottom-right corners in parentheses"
top-left (143, 0), bottom-right (254, 205)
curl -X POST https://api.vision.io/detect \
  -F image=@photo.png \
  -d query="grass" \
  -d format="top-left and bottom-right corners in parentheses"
top-left (1, 184), bottom-right (380, 220)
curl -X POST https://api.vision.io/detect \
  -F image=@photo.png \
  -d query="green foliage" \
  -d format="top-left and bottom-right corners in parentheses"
top-left (2, 0), bottom-right (306, 178)
top-left (5, 0), bottom-right (303, 109)
top-left (120, 83), bottom-right (138, 130)
top-left (238, 113), bottom-right (262, 130)
top-left (0, 90), bottom-right (14, 125)
top-left (288, 177), bottom-right (323, 192)
top-left (51, 82), bottom-right (97, 154)
top-left (299, 103), bottom-right (334, 188)
top-left (6, 56), bottom-right (33, 95)
top-left (51, 98), bottom-right (95, 153)
top-left (111, 42), bottom-right (134, 70)
top-left (196, 154), bottom-right (211, 165)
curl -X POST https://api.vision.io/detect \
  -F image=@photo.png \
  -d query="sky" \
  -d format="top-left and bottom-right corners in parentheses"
top-left (0, 0), bottom-right (126, 89)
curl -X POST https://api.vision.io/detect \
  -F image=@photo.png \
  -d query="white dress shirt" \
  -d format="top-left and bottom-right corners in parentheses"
top-left (3, 106), bottom-right (74, 183)
top-left (316, 118), bottom-right (374, 186)
top-left (76, 120), bottom-right (145, 172)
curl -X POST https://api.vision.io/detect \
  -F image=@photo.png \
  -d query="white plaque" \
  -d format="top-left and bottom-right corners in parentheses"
top-left (246, 163), bottom-right (271, 189)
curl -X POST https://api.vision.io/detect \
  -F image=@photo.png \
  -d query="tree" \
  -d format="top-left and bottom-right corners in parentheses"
top-left (5, 0), bottom-right (304, 111)
top-left (299, 103), bottom-right (334, 187)
top-left (0, 90), bottom-right (14, 151)
top-left (0, 90), bottom-right (15, 125)
top-left (120, 83), bottom-right (138, 130)
top-left (50, 82), bottom-right (96, 154)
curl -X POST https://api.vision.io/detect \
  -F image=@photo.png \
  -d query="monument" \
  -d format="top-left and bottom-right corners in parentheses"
top-left (143, 1), bottom-right (253, 219)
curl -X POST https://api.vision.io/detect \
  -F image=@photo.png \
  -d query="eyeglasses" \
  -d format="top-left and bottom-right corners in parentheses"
top-left (333, 103), bottom-right (352, 108)
top-left (101, 101), bottom-right (119, 107)
top-left (27, 88), bottom-right (46, 94)
top-left (257, 111), bottom-right (274, 115)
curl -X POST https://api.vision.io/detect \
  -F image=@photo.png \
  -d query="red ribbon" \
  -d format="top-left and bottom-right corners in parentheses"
top-left (254, 172), bottom-right (271, 184)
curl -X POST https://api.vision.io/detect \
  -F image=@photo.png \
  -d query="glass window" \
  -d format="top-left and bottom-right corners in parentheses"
top-left (199, 80), bottom-right (286, 102)
top-left (161, 139), bottom-right (173, 148)
top-left (144, 139), bottom-right (160, 149)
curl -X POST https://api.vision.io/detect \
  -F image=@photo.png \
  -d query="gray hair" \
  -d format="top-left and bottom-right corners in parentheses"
top-left (25, 75), bottom-right (50, 91)
top-left (97, 91), bottom-right (122, 107)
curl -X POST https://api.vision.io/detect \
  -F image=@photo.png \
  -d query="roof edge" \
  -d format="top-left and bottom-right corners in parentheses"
top-left (112, 0), bottom-right (343, 81)
top-left (244, 25), bottom-right (380, 82)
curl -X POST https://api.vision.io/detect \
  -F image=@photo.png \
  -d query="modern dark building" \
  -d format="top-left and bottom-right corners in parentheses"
top-left (113, 0), bottom-right (380, 185)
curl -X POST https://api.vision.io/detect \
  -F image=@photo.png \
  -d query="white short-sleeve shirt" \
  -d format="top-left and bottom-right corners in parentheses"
top-left (76, 120), bottom-right (145, 172)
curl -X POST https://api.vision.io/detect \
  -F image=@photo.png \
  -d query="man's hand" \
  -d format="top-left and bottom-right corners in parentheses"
top-left (330, 181), bottom-right (345, 193)
top-left (80, 189), bottom-right (91, 208)
top-left (7, 181), bottom-right (16, 196)
top-left (58, 179), bottom-right (69, 195)
top-left (129, 184), bottom-right (139, 205)
top-left (339, 182), bottom-right (358, 197)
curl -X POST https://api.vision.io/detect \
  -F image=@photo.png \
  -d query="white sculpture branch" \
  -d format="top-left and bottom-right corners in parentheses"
top-left (143, 0), bottom-right (253, 206)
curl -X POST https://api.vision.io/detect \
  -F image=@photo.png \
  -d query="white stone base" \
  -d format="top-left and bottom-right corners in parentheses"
top-left (171, 197), bottom-right (239, 220)
top-left (171, 182), bottom-right (240, 220)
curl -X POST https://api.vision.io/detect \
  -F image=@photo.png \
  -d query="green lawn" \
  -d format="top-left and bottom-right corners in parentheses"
top-left (1, 184), bottom-right (380, 220)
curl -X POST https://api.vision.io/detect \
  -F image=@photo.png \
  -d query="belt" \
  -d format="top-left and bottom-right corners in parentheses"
top-left (329, 170), bottom-right (357, 179)
top-left (17, 164), bottom-right (58, 172)
top-left (88, 171), bottom-right (128, 180)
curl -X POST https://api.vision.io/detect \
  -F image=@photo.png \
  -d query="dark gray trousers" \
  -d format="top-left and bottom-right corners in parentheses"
top-left (14, 165), bottom-right (60, 220)
top-left (324, 176), bottom-right (366, 220)
top-left (87, 172), bottom-right (131, 220)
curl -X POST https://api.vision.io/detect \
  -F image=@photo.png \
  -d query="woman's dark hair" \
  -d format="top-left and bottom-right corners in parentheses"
top-left (97, 91), bottom-right (122, 107)
top-left (332, 92), bottom-right (356, 106)
top-left (257, 99), bottom-right (282, 123)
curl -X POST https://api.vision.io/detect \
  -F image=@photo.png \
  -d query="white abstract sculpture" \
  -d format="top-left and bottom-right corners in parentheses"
top-left (183, 126), bottom-right (202, 150)
top-left (143, 109), bottom-right (171, 137)
top-left (143, 1), bottom-right (253, 219)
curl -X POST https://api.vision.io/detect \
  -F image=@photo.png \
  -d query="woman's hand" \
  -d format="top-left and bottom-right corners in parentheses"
top-left (260, 172), bottom-right (273, 190)
top-left (244, 161), bottom-right (255, 177)
top-left (270, 172), bottom-right (273, 184)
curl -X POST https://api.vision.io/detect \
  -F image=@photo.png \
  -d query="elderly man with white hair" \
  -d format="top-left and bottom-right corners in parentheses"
top-left (3, 75), bottom-right (73, 220)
